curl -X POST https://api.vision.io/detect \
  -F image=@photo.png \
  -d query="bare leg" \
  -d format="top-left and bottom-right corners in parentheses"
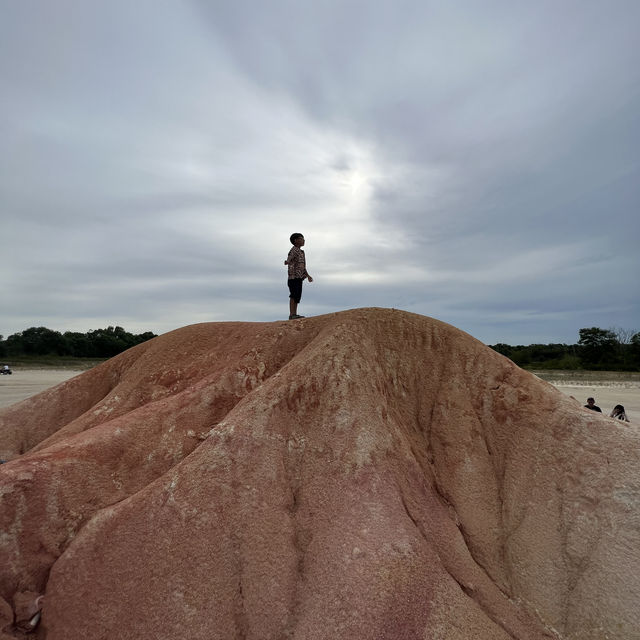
top-left (289, 298), bottom-right (297, 317)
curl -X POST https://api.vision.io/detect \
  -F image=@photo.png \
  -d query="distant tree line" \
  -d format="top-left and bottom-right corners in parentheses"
top-left (2, 325), bottom-right (637, 370)
top-left (0, 326), bottom-right (157, 359)
top-left (491, 327), bottom-right (640, 371)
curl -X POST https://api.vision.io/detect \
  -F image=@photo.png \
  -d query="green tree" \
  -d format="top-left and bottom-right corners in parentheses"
top-left (578, 327), bottom-right (618, 368)
top-left (63, 331), bottom-right (91, 357)
top-left (87, 326), bottom-right (131, 357)
top-left (629, 332), bottom-right (640, 369)
top-left (85, 326), bottom-right (156, 357)
top-left (5, 327), bottom-right (67, 356)
top-left (610, 327), bottom-right (639, 369)
top-left (2, 325), bottom-right (156, 358)
top-left (135, 331), bottom-right (156, 342)
top-left (491, 343), bottom-right (514, 358)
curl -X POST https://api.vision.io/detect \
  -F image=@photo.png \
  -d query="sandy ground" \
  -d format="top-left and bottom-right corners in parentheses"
top-left (532, 371), bottom-right (639, 422)
top-left (549, 385), bottom-right (638, 422)
top-left (0, 370), bottom-right (82, 409)
top-left (0, 369), bottom-right (638, 423)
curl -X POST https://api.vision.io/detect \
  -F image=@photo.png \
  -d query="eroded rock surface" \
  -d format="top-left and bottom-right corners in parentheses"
top-left (0, 309), bottom-right (638, 639)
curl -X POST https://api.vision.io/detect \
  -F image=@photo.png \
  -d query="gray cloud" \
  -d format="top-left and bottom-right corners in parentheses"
top-left (1, 0), bottom-right (638, 343)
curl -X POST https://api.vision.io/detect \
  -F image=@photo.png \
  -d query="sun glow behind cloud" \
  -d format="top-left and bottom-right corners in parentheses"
top-left (1, 0), bottom-right (638, 342)
top-left (142, 100), bottom-right (406, 290)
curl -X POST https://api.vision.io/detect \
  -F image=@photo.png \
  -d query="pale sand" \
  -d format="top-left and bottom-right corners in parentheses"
top-left (551, 385), bottom-right (638, 422)
top-left (0, 369), bottom-right (638, 423)
top-left (533, 371), bottom-right (639, 422)
top-left (0, 370), bottom-right (82, 409)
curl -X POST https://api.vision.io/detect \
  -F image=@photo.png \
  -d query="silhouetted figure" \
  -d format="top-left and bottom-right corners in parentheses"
top-left (610, 404), bottom-right (630, 422)
top-left (584, 397), bottom-right (602, 412)
top-left (284, 232), bottom-right (313, 320)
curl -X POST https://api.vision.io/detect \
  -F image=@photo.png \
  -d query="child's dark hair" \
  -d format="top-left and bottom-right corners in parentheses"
top-left (290, 233), bottom-right (304, 244)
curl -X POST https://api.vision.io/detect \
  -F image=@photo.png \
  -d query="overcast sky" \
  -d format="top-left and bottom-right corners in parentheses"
top-left (1, 0), bottom-right (638, 344)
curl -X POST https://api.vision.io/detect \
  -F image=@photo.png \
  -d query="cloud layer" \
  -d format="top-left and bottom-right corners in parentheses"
top-left (1, 0), bottom-right (639, 343)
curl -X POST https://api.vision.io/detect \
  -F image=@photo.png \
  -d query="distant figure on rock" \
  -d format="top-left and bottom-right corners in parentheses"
top-left (284, 232), bottom-right (313, 320)
top-left (610, 404), bottom-right (630, 422)
top-left (584, 397), bottom-right (602, 412)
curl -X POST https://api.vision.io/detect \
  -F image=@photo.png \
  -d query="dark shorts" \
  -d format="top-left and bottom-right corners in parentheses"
top-left (288, 278), bottom-right (303, 303)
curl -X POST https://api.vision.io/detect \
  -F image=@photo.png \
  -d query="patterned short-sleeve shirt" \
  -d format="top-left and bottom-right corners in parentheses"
top-left (287, 246), bottom-right (308, 279)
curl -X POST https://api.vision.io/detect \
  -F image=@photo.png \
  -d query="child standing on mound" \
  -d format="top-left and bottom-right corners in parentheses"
top-left (284, 232), bottom-right (313, 319)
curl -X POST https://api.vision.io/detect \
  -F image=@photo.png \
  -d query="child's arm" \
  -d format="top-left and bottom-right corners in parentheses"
top-left (285, 247), bottom-right (297, 267)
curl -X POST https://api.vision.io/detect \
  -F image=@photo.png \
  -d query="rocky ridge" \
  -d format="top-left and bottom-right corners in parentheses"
top-left (0, 308), bottom-right (638, 639)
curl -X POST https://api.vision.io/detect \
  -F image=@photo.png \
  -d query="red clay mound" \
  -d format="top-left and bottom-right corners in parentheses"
top-left (0, 308), bottom-right (638, 640)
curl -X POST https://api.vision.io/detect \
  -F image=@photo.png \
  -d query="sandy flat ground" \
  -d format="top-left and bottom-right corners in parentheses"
top-left (550, 385), bottom-right (638, 422)
top-left (532, 371), bottom-right (639, 422)
top-left (0, 369), bottom-right (638, 423)
top-left (0, 370), bottom-right (82, 409)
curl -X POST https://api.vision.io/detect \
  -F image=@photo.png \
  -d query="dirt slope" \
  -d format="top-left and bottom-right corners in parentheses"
top-left (0, 309), bottom-right (637, 639)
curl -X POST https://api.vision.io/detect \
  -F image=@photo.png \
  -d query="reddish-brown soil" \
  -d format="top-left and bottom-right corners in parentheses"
top-left (1, 309), bottom-right (637, 639)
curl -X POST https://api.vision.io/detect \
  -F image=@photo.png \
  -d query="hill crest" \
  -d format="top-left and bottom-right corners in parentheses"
top-left (1, 308), bottom-right (637, 639)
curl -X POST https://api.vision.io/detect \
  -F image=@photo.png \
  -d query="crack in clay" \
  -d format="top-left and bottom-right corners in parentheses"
top-left (399, 489), bottom-right (558, 640)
